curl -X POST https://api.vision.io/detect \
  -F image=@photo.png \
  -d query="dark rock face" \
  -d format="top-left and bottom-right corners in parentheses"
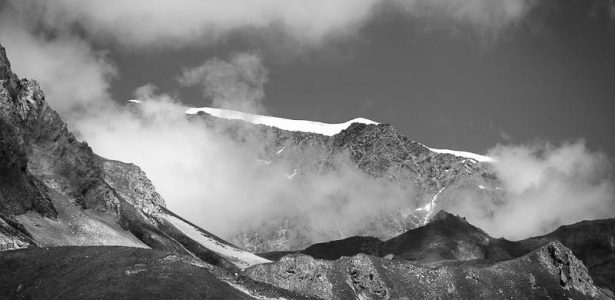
top-left (519, 218), bottom-right (615, 293)
top-left (0, 43), bottom-right (148, 244)
top-left (294, 211), bottom-right (513, 263)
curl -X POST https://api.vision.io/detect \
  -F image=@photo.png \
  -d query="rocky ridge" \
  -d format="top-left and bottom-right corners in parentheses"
top-left (191, 110), bottom-right (504, 252)
top-left (247, 212), bottom-right (614, 299)
top-left (246, 241), bottom-right (608, 299)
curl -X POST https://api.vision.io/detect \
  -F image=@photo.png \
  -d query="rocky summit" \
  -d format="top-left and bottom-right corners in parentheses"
top-left (193, 111), bottom-right (503, 253)
top-left (1, 41), bottom-right (614, 299)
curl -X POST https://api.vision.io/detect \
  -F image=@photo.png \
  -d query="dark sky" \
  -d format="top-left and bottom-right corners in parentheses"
top-left (109, 0), bottom-right (615, 156)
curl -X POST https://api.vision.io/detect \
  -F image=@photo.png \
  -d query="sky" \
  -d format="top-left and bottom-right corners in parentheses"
top-left (105, 0), bottom-right (615, 156)
top-left (0, 0), bottom-right (613, 156)
top-left (1, 0), bottom-right (615, 240)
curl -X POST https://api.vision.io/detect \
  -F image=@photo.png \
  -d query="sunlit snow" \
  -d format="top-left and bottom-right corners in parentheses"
top-left (186, 107), bottom-right (378, 136)
top-left (428, 148), bottom-right (494, 163)
top-left (164, 214), bottom-right (270, 270)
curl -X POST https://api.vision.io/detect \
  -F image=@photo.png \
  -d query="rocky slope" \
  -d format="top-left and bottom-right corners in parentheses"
top-left (0, 42), bottom-right (277, 298)
top-left (260, 211), bottom-right (615, 294)
top-left (191, 109), bottom-right (503, 252)
top-left (247, 241), bottom-right (608, 299)
top-left (248, 212), bottom-right (614, 299)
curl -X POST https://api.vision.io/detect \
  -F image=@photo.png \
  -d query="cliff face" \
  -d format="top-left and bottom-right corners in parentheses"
top-left (0, 44), bottom-right (162, 249)
top-left (0, 44), bottom-right (266, 274)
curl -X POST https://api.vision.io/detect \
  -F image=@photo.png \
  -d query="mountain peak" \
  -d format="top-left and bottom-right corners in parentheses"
top-left (431, 210), bottom-right (465, 223)
top-left (0, 44), bottom-right (20, 100)
top-left (0, 44), bottom-right (10, 74)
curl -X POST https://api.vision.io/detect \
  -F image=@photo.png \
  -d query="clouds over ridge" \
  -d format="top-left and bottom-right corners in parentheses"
top-left (0, 0), bottom-right (537, 112)
top-left (5, 0), bottom-right (535, 48)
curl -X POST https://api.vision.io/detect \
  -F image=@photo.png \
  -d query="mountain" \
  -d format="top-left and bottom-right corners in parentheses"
top-left (2, 42), bottom-right (614, 299)
top-left (247, 241), bottom-right (605, 299)
top-left (0, 43), bottom-right (294, 299)
top-left (247, 212), bottom-right (614, 299)
top-left (275, 211), bottom-right (514, 262)
top-left (184, 106), bottom-right (502, 252)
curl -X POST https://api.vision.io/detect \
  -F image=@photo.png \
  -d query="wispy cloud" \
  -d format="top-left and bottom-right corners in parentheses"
top-left (178, 53), bottom-right (268, 114)
top-left (444, 140), bottom-right (615, 240)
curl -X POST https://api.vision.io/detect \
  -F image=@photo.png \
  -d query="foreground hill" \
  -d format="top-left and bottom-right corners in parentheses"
top-left (247, 240), bottom-right (608, 299)
top-left (254, 211), bottom-right (615, 298)
top-left (0, 246), bottom-right (310, 300)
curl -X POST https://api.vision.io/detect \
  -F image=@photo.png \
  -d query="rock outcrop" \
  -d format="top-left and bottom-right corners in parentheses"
top-left (247, 241), bottom-right (609, 299)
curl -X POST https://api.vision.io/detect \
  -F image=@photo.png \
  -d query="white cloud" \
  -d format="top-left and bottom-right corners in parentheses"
top-left (6, 0), bottom-right (535, 49)
top-left (0, 0), bottom-right (536, 110)
top-left (178, 53), bottom-right (268, 114)
top-left (73, 86), bottom-right (414, 240)
top-left (0, 15), bottom-right (116, 113)
top-left (445, 141), bottom-right (615, 240)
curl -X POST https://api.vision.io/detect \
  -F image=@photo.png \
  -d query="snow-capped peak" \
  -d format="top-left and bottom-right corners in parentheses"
top-left (185, 106), bottom-right (378, 136)
top-left (127, 101), bottom-right (495, 162)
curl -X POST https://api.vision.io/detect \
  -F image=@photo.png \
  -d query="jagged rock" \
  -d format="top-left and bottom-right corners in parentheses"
top-left (102, 159), bottom-right (165, 217)
top-left (247, 241), bottom-right (610, 299)
top-left (259, 212), bottom-right (615, 297)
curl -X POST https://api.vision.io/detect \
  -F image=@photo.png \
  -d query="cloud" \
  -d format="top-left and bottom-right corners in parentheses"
top-left (5, 0), bottom-right (535, 50)
top-left (0, 12), bottom-right (116, 114)
top-left (0, 0), bottom-right (537, 111)
top-left (178, 53), bottom-right (268, 113)
top-left (8, 0), bottom-right (594, 247)
top-left (444, 141), bottom-right (615, 240)
top-left (72, 85), bottom-right (413, 241)
top-left (392, 0), bottom-right (532, 31)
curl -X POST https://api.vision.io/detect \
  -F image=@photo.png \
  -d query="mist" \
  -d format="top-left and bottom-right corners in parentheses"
top-left (178, 52), bottom-right (268, 114)
top-left (444, 141), bottom-right (615, 240)
top-left (2, 0), bottom-right (614, 244)
top-left (3, 0), bottom-right (535, 49)
top-left (73, 82), bottom-right (414, 240)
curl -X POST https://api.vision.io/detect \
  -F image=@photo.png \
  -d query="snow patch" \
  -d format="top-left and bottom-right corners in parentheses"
top-left (256, 159), bottom-right (271, 166)
top-left (429, 148), bottom-right (494, 163)
top-left (225, 281), bottom-right (287, 300)
top-left (415, 188), bottom-right (445, 224)
top-left (163, 214), bottom-right (270, 270)
top-left (134, 101), bottom-right (494, 162)
top-left (286, 169), bottom-right (298, 180)
top-left (186, 106), bottom-right (378, 136)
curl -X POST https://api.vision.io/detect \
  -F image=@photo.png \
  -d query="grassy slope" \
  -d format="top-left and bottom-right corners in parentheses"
top-left (0, 246), bottom-right (254, 300)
